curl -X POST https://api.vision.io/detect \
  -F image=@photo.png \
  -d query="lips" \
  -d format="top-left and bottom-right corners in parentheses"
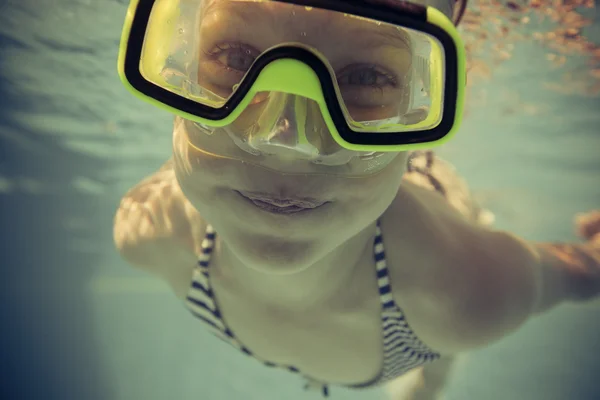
top-left (236, 191), bottom-right (328, 214)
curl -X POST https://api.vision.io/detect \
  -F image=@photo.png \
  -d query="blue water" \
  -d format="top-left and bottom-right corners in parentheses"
top-left (0, 0), bottom-right (599, 399)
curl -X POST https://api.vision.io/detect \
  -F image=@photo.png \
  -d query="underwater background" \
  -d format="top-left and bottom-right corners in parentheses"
top-left (0, 0), bottom-right (599, 399)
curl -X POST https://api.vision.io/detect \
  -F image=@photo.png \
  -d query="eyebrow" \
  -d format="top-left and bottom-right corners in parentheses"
top-left (352, 25), bottom-right (412, 51)
top-left (202, 0), bottom-right (277, 25)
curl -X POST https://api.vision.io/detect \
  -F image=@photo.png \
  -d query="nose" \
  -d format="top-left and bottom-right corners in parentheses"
top-left (247, 93), bottom-right (322, 160)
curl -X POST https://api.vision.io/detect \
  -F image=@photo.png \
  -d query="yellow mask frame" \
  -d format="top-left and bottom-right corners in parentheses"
top-left (118, 0), bottom-right (466, 152)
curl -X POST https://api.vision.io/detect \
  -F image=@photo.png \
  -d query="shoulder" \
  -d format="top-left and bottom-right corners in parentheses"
top-left (113, 159), bottom-right (207, 298)
top-left (382, 182), bottom-right (539, 354)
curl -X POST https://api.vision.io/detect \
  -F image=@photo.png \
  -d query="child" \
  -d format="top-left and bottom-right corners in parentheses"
top-left (114, 0), bottom-right (600, 398)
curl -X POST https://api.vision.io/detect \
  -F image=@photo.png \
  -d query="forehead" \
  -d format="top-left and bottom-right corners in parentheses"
top-left (201, 0), bottom-right (385, 25)
top-left (198, 0), bottom-right (411, 46)
top-left (201, 0), bottom-right (455, 15)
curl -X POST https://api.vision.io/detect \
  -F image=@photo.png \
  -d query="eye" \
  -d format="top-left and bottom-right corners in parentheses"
top-left (210, 43), bottom-right (258, 72)
top-left (337, 64), bottom-right (398, 88)
top-left (336, 64), bottom-right (404, 108)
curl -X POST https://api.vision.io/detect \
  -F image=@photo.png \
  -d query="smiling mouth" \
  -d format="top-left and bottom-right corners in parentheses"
top-left (236, 191), bottom-right (328, 214)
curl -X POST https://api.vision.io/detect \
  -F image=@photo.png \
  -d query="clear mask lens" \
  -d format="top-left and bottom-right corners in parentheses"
top-left (139, 0), bottom-right (449, 175)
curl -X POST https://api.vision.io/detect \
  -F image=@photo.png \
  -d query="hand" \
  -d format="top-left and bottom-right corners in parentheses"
top-left (575, 210), bottom-right (600, 247)
top-left (532, 210), bottom-right (600, 305)
top-left (540, 209), bottom-right (600, 271)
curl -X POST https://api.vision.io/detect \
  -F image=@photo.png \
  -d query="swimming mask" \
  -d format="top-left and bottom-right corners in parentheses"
top-left (118, 0), bottom-right (466, 176)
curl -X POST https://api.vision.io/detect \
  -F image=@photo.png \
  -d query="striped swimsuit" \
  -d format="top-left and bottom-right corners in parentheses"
top-left (184, 218), bottom-right (441, 397)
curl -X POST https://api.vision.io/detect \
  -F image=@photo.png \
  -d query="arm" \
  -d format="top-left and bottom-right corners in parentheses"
top-left (458, 211), bottom-right (600, 342)
top-left (392, 227), bottom-right (600, 400)
top-left (396, 179), bottom-right (599, 356)
top-left (414, 209), bottom-right (600, 355)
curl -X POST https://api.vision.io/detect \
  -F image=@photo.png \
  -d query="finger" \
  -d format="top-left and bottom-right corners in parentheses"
top-left (575, 210), bottom-right (600, 240)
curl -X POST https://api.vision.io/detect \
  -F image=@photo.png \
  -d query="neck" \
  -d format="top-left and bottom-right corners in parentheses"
top-left (212, 222), bottom-right (378, 312)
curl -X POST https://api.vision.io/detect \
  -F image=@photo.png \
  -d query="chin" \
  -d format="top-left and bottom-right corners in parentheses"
top-left (228, 232), bottom-right (323, 275)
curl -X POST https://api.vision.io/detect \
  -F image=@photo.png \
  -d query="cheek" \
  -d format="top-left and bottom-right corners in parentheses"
top-left (172, 120), bottom-right (236, 210)
top-left (341, 153), bottom-right (408, 201)
top-left (173, 119), bottom-right (233, 183)
top-left (333, 153), bottom-right (407, 222)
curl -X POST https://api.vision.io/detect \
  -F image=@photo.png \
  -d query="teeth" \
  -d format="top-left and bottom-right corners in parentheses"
top-left (251, 200), bottom-right (305, 209)
top-left (250, 200), bottom-right (307, 214)
top-left (236, 191), bottom-right (325, 211)
top-left (247, 197), bottom-right (320, 208)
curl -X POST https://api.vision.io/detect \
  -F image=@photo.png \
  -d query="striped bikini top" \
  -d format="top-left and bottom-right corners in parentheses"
top-left (184, 220), bottom-right (440, 397)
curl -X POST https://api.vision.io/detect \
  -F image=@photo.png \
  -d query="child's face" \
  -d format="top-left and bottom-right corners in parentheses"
top-left (168, 0), bottom-right (413, 272)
